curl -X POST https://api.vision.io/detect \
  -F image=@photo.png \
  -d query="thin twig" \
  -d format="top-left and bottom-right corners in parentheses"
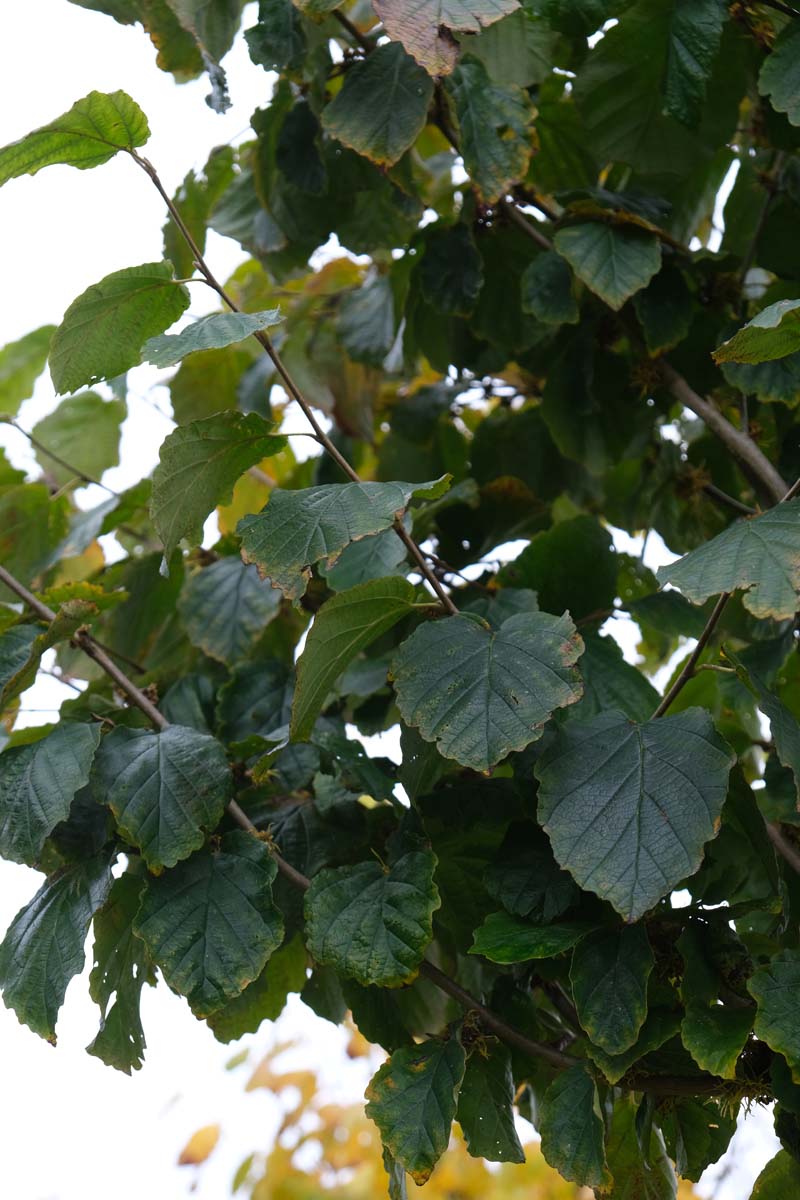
top-left (766, 823), bottom-right (800, 874)
top-left (501, 200), bottom-right (553, 252)
top-left (660, 362), bottom-right (788, 504)
top-left (10, 419), bottom-right (118, 495)
top-left (652, 593), bottom-right (731, 718)
top-left (127, 150), bottom-right (458, 617)
top-left (703, 483), bottom-right (758, 517)
top-left (759, 0), bottom-right (800, 21)
top-left (332, 8), bottom-right (374, 51)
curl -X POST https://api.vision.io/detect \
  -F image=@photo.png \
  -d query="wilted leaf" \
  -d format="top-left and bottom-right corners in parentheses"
top-left (373, 0), bottom-right (519, 76)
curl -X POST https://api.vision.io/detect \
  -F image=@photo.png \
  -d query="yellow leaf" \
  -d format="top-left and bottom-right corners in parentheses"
top-left (177, 1123), bottom-right (220, 1166)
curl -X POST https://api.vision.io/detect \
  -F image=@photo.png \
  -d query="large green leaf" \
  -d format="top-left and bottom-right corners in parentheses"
top-left (484, 823), bottom-right (577, 922)
top-left (759, 22), bottom-right (800, 129)
top-left (713, 299), bottom-right (800, 365)
top-left (0, 722), bottom-right (101, 866)
top-left (32, 392), bottom-right (125, 486)
top-left (0, 484), bottom-right (70, 594)
top-left (0, 326), bottom-right (56, 415)
top-left (178, 557), bottom-right (282, 666)
top-left (446, 58), bottom-right (535, 203)
top-left (245, 0), bottom-right (306, 73)
top-left (0, 624), bottom-right (40, 707)
top-left (365, 1035), bottom-right (466, 1185)
top-left (569, 926), bottom-right (654, 1055)
top-left (87, 872), bottom-right (155, 1074)
top-left (656, 499), bottom-right (800, 621)
top-left (337, 276), bottom-right (396, 367)
top-left (418, 224), bottom-right (484, 318)
top-left (322, 44), bottom-right (434, 167)
top-left (143, 308), bottom-right (281, 368)
top-left (574, 632), bottom-right (660, 723)
top-left (599, 1098), bottom-right (678, 1200)
top-left (49, 262), bottom-right (190, 394)
top-left (391, 611), bottom-right (584, 772)
top-left (536, 708), bottom-right (734, 920)
top-left (292, 577), bottom-right (416, 741)
top-left (751, 1151), bottom-right (800, 1197)
top-left (133, 831), bottom-right (283, 1017)
top-left (470, 912), bottom-right (590, 962)
top-left (206, 934), bottom-right (306, 1042)
top-left (520, 252), bottom-right (579, 325)
top-left (92, 725), bottom-right (232, 871)
top-left (151, 411), bottom-right (286, 561)
top-left (749, 949), bottom-right (800, 1079)
top-left (0, 90), bottom-right (149, 186)
top-left (584, 1008), bottom-right (681, 1085)
top-left (238, 478), bottom-right (448, 604)
top-left (462, 8), bottom-right (556, 87)
top-left (663, 0), bottom-right (726, 128)
top-left (538, 1065), bottom-right (609, 1188)
top-left (372, 0), bottom-right (519, 76)
top-left (0, 853), bottom-right (113, 1041)
top-left (304, 832), bottom-right (439, 987)
top-left (553, 223), bottom-right (661, 311)
top-left (456, 1043), bottom-right (524, 1163)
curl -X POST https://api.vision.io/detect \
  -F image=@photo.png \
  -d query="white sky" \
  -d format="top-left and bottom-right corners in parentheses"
top-left (0, 3), bottom-right (779, 1196)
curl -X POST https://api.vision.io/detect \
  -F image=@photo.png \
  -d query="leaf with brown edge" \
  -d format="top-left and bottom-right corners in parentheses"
top-left (374, 0), bottom-right (520, 76)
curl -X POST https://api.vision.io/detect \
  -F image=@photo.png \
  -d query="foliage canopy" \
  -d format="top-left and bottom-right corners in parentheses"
top-left (2, 1), bottom-right (800, 1196)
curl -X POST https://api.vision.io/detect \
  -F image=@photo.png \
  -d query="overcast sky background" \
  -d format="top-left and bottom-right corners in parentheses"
top-left (0, 3), bottom-right (779, 1196)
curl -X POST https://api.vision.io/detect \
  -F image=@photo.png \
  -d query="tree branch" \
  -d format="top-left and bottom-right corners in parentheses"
top-left (766, 822), bottom-right (800, 875)
top-left (660, 362), bottom-right (788, 504)
top-left (652, 593), bottom-right (731, 718)
top-left (128, 151), bottom-right (458, 617)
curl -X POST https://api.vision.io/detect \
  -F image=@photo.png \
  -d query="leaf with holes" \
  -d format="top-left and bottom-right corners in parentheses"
top-left (238, 478), bottom-right (449, 604)
top-left (656, 499), bottom-right (800, 621)
top-left (0, 853), bottom-right (113, 1041)
top-left (133, 831), bottom-right (283, 1018)
top-left (92, 725), bottom-right (232, 871)
top-left (536, 708), bottom-right (734, 920)
top-left (456, 1043), bottom-right (524, 1163)
top-left (151, 411), bottom-right (287, 561)
top-left (49, 262), bottom-right (190, 394)
top-left (365, 1035), bottom-right (466, 1184)
top-left (391, 611), bottom-right (584, 772)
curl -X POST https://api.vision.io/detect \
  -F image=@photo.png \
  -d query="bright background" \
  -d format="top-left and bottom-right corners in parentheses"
top-left (0, 4), bottom-right (780, 1196)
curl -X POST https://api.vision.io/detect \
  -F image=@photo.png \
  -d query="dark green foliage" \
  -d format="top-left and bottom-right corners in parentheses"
top-left (3, 8), bottom-right (800, 1193)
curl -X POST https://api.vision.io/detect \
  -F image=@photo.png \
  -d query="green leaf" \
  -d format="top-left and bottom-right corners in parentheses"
top-left (521, 252), bottom-right (579, 325)
top-left (133, 831), bottom-right (283, 1018)
top-left (759, 22), bottom-right (800, 129)
top-left (206, 934), bottom-right (307, 1043)
top-left (319, 524), bottom-right (408, 591)
top-left (304, 837), bottom-right (439, 987)
top-left (456, 1043), bottom-right (524, 1163)
top-left (656, 499), bottom-right (800, 621)
top-left (337, 276), bottom-right (396, 367)
top-left (538, 1065), bottom-right (609, 1188)
top-left (713, 299), bottom-right (800, 365)
top-left (749, 949), bottom-right (800, 1079)
top-left (49, 262), bottom-right (190, 394)
top-left (663, 0), bottom-right (726, 128)
top-left (585, 1008), bottom-right (681, 1085)
top-left (322, 44), bottom-right (434, 167)
top-left (471, 912), bottom-right (591, 962)
top-left (678, 924), bottom-right (752, 1079)
top-left (751, 1150), bottom-right (800, 1197)
top-left (553, 223), bottom-right (662, 311)
top-left (462, 8), bottom-right (556, 88)
top-left (151, 411), bottom-right (286, 561)
top-left (0, 722), bottom-right (101, 866)
top-left (143, 308), bottom-right (281, 368)
top-left (239, 478), bottom-right (449, 604)
top-left (418, 223), bottom-right (484, 318)
top-left (537, 708), bottom-right (735, 920)
top-left (0, 624), bottom-right (40, 706)
top-left (446, 57), bottom-right (535, 203)
top-left (179, 557), bottom-right (282, 666)
top-left (87, 872), bottom-right (155, 1074)
top-left (32, 392), bottom-right (125, 486)
top-left (245, 0), bottom-right (306, 73)
top-left (0, 484), bottom-right (70, 595)
top-left (292, 577), bottom-right (416, 741)
top-left (632, 266), bottom-right (693, 354)
top-left (724, 650), bottom-right (800, 803)
top-left (484, 823), bottom-right (578, 922)
top-left (0, 90), bottom-right (149, 187)
top-left (92, 725), bottom-right (233, 871)
top-left (391, 611), bottom-right (584, 772)
top-left (498, 516), bottom-right (617, 621)
top-left (372, 0), bottom-right (519, 76)
top-left (570, 926), bottom-right (654, 1055)
top-left (598, 1097), bottom-right (678, 1200)
top-left (0, 853), bottom-right (113, 1041)
top-left (365, 1035), bottom-right (466, 1185)
top-left (0, 326), bottom-right (56, 415)
top-left (574, 632), bottom-right (660, 723)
